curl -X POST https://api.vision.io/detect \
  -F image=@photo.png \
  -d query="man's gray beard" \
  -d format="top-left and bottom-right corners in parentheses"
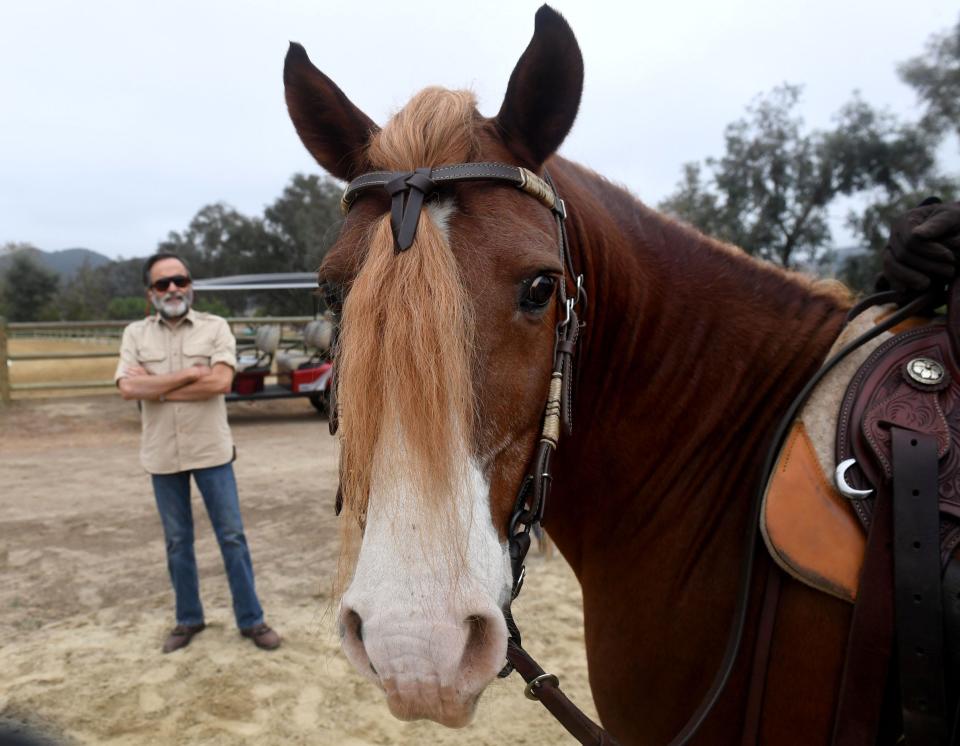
top-left (152, 288), bottom-right (193, 320)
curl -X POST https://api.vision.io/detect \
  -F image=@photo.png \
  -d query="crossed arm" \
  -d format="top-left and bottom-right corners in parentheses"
top-left (117, 363), bottom-right (234, 401)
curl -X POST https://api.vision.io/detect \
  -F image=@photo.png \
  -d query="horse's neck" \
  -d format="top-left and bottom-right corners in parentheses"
top-left (543, 162), bottom-right (849, 736)
top-left (545, 164), bottom-right (846, 728)
top-left (550, 163), bottom-right (848, 557)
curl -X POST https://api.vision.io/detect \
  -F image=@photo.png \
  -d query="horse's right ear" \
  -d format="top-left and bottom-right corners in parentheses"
top-left (284, 43), bottom-right (379, 182)
top-left (495, 5), bottom-right (583, 169)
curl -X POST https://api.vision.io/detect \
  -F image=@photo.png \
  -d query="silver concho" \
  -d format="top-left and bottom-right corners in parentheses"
top-left (906, 357), bottom-right (945, 386)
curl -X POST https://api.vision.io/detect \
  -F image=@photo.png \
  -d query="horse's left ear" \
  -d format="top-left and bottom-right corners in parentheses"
top-left (495, 5), bottom-right (583, 169)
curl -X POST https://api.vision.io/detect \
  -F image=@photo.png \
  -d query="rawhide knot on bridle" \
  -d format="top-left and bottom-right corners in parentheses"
top-left (338, 161), bottom-right (611, 744)
top-left (384, 168), bottom-right (437, 251)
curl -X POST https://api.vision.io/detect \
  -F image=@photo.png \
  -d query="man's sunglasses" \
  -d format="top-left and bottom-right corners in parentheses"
top-left (151, 275), bottom-right (192, 292)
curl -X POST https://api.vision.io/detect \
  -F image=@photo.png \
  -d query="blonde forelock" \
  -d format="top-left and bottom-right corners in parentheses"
top-left (335, 88), bottom-right (482, 582)
top-left (367, 87), bottom-right (480, 170)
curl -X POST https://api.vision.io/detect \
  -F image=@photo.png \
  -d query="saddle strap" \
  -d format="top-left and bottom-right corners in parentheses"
top-left (506, 640), bottom-right (620, 746)
top-left (892, 427), bottom-right (948, 743)
top-left (942, 559), bottom-right (960, 670)
top-left (832, 473), bottom-right (896, 746)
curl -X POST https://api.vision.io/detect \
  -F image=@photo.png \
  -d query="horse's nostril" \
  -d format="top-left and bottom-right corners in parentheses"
top-left (461, 614), bottom-right (491, 668)
top-left (344, 608), bottom-right (364, 642)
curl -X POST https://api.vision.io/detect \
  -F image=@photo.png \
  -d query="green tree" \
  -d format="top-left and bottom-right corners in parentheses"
top-left (263, 173), bottom-right (343, 273)
top-left (660, 85), bottom-right (947, 272)
top-left (192, 297), bottom-right (231, 317)
top-left (152, 174), bottom-right (342, 317)
top-left (1, 241), bottom-right (38, 256)
top-left (257, 174), bottom-right (342, 315)
top-left (156, 203), bottom-right (274, 315)
top-left (837, 17), bottom-right (960, 289)
top-left (102, 257), bottom-right (148, 299)
top-left (1, 253), bottom-right (59, 321)
top-left (59, 260), bottom-right (111, 320)
top-left (899, 17), bottom-right (960, 142)
top-left (106, 296), bottom-right (149, 319)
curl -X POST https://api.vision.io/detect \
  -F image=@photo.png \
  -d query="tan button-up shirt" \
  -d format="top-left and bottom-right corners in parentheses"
top-left (115, 309), bottom-right (237, 475)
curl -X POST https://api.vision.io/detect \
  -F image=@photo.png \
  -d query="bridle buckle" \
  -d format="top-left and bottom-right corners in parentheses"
top-left (524, 672), bottom-right (560, 700)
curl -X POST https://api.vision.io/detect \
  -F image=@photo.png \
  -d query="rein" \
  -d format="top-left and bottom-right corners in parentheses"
top-left (333, 159), bottom-right (938, 744)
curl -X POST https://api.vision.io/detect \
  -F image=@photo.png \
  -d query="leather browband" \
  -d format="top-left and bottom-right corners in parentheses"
top-left (342, 162), bottom-right (559, 211)
top-left (341, 162), bottom-right (563, 250)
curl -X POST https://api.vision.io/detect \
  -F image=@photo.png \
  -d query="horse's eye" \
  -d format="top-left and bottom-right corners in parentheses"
top-left (321, 282), bottom-right (345, 317)
top-left (521, 275), bottom-right (557, 311)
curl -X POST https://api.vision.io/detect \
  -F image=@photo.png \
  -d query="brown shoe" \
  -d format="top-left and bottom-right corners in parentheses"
top-left (241, 622), bottom-right (281, 650)
top-left (162, 623), bottom-right (206, 654)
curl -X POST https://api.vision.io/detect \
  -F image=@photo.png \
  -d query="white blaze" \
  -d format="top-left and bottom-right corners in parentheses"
top-left (339, 422), bottom-right (512, 726)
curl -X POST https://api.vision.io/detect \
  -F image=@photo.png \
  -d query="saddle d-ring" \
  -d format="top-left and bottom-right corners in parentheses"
top-left (835, 458), bottom-right (874, 499)
top-left (524, 672), bottom-right (561, 700)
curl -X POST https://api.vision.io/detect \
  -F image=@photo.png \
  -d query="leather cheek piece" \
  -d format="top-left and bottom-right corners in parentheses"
top-left (557, 308), bottom-right (579, 435)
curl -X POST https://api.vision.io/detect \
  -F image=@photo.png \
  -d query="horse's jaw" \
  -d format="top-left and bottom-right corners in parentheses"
top-left (338, 443), bottom-right (512, 727)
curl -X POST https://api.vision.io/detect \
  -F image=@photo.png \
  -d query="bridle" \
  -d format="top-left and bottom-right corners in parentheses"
top-left (334, 160), bottom-right (614, 741)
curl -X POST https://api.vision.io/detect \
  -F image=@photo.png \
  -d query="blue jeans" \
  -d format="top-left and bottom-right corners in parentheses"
top-left (151, 462), bottom-right (264, 629)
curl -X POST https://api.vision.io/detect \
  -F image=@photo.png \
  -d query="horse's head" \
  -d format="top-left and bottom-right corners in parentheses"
top-left (284, 6), bottom-right (583, 727)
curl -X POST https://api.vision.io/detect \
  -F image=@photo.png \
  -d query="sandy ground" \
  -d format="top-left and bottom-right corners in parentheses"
top-left (0, 395), bottom-right (596, 745)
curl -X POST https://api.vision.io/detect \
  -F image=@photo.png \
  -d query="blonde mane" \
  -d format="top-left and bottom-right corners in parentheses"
top-left (335, 89), bottom-right (480, 567)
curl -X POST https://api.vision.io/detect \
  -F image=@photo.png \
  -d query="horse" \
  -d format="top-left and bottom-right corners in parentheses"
top-left (283, 6), bottom-right (867, 744)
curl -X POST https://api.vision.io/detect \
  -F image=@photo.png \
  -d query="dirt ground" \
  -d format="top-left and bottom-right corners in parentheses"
top-left (0, 395), bottom-right (596, 745)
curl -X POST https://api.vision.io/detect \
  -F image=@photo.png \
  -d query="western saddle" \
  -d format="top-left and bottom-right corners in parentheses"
top-left (764, 282), bottom-right (960, 744)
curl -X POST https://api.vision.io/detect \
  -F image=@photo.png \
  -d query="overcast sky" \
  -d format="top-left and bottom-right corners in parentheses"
top-left (2, 0), bottom-right (957, 260)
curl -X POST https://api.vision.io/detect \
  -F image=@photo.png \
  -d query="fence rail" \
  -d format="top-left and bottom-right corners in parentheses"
top-left (0, 316), bottom-right (314, 405)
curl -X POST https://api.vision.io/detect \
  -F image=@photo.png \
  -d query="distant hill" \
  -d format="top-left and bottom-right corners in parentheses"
top-left (0, 246), bottom-right (113, 280)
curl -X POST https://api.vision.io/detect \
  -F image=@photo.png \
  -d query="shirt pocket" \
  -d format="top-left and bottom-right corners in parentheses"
top-left (137, 345), bottom-right (167, 375)
top-left (183, 341), bottom-right (212, 368)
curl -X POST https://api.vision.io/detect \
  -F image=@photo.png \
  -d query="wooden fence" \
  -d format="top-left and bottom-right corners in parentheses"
top-left (0, 316), bottom-right (313, 405)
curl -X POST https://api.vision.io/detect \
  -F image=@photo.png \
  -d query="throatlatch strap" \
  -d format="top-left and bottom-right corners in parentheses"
top-left (892, 427), bottom-right (948, 744)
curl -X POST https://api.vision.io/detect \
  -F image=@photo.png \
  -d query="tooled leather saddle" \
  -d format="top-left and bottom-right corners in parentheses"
top-left (833, 283), bottom-right (960, 746)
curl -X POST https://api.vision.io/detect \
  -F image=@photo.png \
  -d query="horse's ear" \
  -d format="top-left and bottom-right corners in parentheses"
top-left (284, 43), bottom-right (379, 182)
top-left (495, 5), bottom-right (583, 169)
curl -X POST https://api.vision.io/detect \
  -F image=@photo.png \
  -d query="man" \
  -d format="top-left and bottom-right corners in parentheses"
top-left (115, 252), bottom-right (280, 653)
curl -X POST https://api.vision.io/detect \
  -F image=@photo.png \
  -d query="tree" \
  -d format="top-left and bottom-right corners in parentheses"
top-left (106, 296), bottom-right (149, 320)
top-left (193, 297), bottom-right (231, 317)
top-left (155, 203), bottom-right (273, 315)
top-left (102, 257), bottom-right (149, 300)
top-left (899, 17), bottom-right (960, 143)
top-left (59, 260), bottom-right (111, 320)
top-left (1, 253), bottom-right (59, 321)
top-left (1, 241), bottom-right (38, 256)
top-left (153, 174), bottom-right (343, 317)
top-left (263, 173), bottom-right (343, 273)
top-left (659, 85), bottom-right (949, 275)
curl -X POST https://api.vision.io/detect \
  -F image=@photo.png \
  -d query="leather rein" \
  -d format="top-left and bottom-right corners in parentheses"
top-left (331, 160), bottom-right (940, 745)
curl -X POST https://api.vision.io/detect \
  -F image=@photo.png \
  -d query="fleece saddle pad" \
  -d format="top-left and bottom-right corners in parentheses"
top-left (760, 305), bottom-right (938, 602)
